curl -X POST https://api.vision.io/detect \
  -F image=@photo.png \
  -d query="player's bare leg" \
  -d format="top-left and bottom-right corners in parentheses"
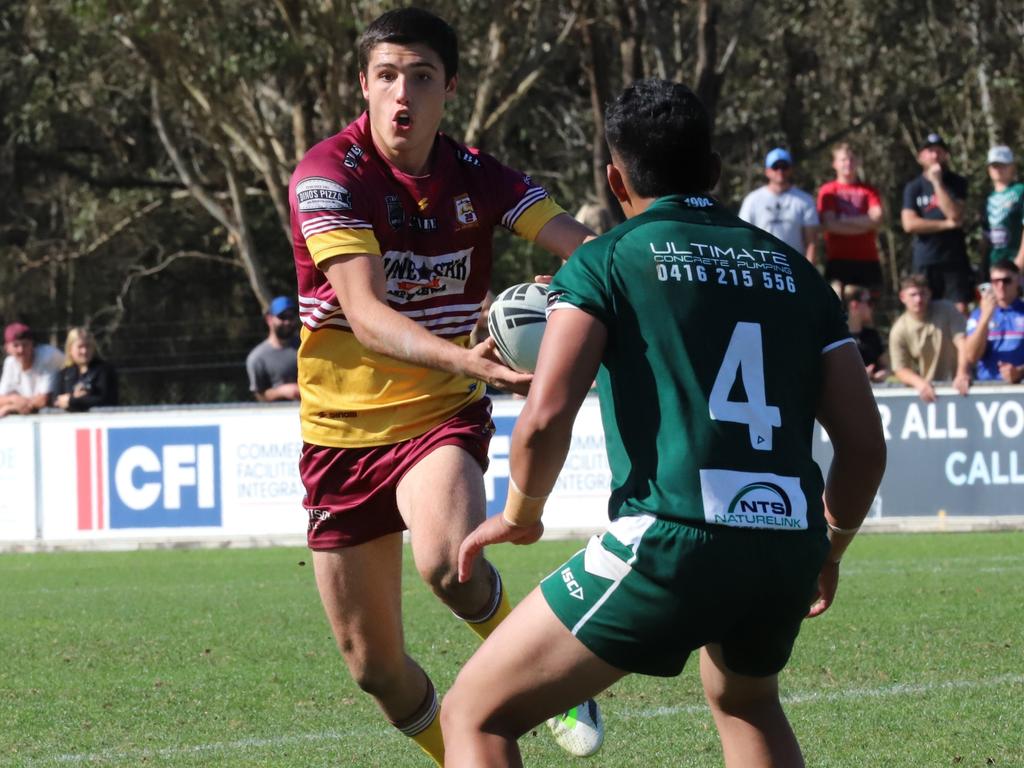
top-left (397, 444), bottom-right (495, 618)
top-left (699, 644), bottom-right (805, 768)
top-left (441, 588), bottom-right (625, 767)
top-left (313, 535), bottom-right (441, 762)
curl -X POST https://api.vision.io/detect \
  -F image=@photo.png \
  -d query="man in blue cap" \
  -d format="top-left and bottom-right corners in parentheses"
top-left (739, 147), bottom-right (820, 265)
top-left (246, 295), bottom-right (300, 401)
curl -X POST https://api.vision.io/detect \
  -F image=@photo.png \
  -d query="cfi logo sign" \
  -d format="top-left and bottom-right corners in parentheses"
top-left (77, 426), bottom-right (222, 530)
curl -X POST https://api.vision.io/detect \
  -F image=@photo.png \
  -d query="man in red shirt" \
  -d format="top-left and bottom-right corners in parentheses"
top-left (817, 143), bottom-right (885, 295)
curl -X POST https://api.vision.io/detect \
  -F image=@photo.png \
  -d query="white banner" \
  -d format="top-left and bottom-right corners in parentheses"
top-left (486, 398), bottom-right (609, 531)
top-left (15, 387), bottom-right (1020, 548)
top-left (0, 419), bottom-right (38, 542)
top-left (36, 408), bottom-right (306, 543)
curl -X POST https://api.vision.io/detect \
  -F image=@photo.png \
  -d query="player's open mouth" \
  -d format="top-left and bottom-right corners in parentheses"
top-left (395, 113), bottom-right (412, 129)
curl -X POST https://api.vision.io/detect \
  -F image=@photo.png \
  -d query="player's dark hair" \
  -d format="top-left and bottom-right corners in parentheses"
top-left (604, 79), bottom-right (717, 198)
top-left (989, 259), bottom-right (1020, 274)
top-left (359, 7), bottom-right (459, 82)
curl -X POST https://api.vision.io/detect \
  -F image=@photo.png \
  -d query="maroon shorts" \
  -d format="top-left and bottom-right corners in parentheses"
top-left (301, 398), bottom-right (494, 550)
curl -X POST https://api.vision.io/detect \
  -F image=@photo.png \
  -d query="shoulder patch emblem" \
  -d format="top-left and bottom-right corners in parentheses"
top-left (295, 177), bottom-right (352, 212)
top-left (457, 149), bottom-right (481, 168)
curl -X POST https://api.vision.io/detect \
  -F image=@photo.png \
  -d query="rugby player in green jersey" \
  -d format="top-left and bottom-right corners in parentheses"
top-left (442, 79), bottom-right (886, 767)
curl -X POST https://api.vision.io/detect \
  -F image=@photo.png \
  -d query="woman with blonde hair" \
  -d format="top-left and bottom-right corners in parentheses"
top-left (50, 327), bottom-right (118, 411)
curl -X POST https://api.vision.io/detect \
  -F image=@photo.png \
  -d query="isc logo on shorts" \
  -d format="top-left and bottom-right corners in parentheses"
top-left (77, 426), bottom-right (222, 530)
top-left (561, 567), bottom-right (584, 600)
top-left (699, 468), bottom-right (807, 530)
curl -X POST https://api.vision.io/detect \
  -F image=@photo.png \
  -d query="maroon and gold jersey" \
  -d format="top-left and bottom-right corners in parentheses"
top-left (290, 112), bottom-right (565, 447)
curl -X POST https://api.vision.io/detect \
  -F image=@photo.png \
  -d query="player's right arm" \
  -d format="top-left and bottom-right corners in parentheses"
top-left (809, 342), bottom-right (886, 617)
top-left (322, 253), bottom-right (532, 394)
top-left (963, 299), bottom-right (995, 365)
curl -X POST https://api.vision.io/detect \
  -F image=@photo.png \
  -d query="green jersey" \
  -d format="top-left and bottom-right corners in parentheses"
top-left (549, 195), bottom-right (849, 533)
top-left (982, 183), bottom-right (1024, 267)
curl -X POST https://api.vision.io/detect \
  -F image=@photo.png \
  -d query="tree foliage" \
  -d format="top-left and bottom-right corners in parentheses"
top-left (2, 0), bottom-right (1022, 402)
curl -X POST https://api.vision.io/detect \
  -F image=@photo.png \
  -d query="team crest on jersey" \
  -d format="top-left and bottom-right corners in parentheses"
top-left (382, 248), bottom-right (472, 302)
top-left (454, 193), bottom-right (478, 229)
top-left (384, 195), bottom-right (405, 229)
top-left (343, 145), bottom-right (365, 169)
top-left (295, 177), bottom-right (352, 212)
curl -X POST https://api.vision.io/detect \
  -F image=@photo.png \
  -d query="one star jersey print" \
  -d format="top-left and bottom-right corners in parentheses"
top-left (289, 112), bottom-right (564, 447)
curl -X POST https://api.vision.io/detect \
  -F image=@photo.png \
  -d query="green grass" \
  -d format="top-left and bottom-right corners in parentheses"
top-left (2, 533), bottom-right (1022, 767)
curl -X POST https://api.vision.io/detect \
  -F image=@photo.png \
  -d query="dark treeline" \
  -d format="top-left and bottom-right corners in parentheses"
top-left (2, 0), bottom-right (1022, 403)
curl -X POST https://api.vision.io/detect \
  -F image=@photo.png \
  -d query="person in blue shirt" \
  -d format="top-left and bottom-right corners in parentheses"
top-left (964, 260), bottom-right (1024, 383)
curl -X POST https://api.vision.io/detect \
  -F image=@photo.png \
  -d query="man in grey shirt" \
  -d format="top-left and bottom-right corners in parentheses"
top-left (739, 147), bottom-right (820, 265)
top-left (246, 296), bottom-right (300, 402)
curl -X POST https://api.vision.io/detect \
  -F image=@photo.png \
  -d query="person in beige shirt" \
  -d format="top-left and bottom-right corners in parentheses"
top-left (889, 273), bottom-right (971, 402)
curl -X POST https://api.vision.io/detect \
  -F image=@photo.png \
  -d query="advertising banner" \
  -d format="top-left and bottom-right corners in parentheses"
top-left (485, 398), bottom-right (609, 531)
top-left (813, 386), bottom-right (1024, 518)
top-left (0, 419), bottom-right (38, 542)
top-left (10, 386), bottom-right (1024, 548)
top-left (37, 408), bottom-right (306, 542)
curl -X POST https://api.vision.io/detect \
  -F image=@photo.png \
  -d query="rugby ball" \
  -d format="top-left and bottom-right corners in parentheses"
top-left (487, 282), bottom-right (550, 373)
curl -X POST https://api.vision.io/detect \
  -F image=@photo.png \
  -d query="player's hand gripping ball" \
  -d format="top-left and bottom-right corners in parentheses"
top-left (487, 282), bottom-right (549, 373)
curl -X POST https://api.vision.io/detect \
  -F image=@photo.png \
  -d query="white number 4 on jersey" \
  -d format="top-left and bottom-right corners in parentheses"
top-left (709, 322), bottom-right (781, 451)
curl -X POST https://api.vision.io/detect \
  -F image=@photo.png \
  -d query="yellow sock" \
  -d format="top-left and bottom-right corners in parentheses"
top-left (462, 565), bottom-right (513, 641)
top-left (393, 677), bottom-right (444, 766)
top-left (410, 711), bottom-right (445, 766)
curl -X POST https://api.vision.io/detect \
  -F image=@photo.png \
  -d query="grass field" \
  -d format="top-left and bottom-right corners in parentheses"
top-left (2, 532), bottom-right (1022, 767)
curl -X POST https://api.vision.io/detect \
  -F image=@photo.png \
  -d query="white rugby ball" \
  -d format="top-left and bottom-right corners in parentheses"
top-left (487, 282), bottom-right (550, 373)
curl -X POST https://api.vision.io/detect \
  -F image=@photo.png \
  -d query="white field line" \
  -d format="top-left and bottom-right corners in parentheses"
top-left (31, 674), bottom-right (1024, 766)
top-left (625, 672), bottom-right (1024, 719)
top-left (7, 553), bottom-right (1024, 598)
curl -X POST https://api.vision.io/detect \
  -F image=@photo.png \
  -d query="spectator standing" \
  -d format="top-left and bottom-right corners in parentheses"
top-left (0, 322), bottom-right (63, 417)
top-left (739, 147), bottom-right (820, 265)
top-left (843, 285), bottom-right (890, 382)
top-left (245, 295), bottom-right (300, 402)
top-left (50, 327), bottom-right (118, 411)
top-left (901, 132), bottom-right (973, 313)
top-left (889, 274), bottom-right (971, 402)
top-left (979, 146), bottom-right (1024, 278)
top-left (818, 143), bottom-right (884, 294)
top-left (964, 260), bottom-right (1024, 383)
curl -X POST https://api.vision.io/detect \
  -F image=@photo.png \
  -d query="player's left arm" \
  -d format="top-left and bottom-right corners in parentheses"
top-left (457, 307), bottom-right (607, 581)
top-left (532, 213), bottom-right (596, 262)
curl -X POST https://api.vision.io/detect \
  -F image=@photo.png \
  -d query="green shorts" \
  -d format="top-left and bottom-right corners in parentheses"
top-left (540, 514), bottom-right (829, 678)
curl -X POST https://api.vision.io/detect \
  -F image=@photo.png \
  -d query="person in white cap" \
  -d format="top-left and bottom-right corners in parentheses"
top-left (980, 145), bottom-right (1024, 278)
top-left (738, 147), bottom-right (820, 265)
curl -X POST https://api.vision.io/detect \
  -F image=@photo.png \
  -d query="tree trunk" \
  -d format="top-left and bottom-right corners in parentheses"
top-left (578, 4), bottom-right (622, 223)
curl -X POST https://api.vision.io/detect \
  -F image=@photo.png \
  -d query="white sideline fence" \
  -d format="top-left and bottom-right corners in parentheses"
top-left (1, 388), bottom-right (1022, 553)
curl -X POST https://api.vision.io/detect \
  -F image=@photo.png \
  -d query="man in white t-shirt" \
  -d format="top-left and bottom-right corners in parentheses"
top-left (0, 322), bottom-right (64, 417)
top-left (739, 147), bottom-right (820, 265)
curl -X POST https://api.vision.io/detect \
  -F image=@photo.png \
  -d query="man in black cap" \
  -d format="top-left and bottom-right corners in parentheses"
top-left (901, 132), bottom-right (973, 314)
